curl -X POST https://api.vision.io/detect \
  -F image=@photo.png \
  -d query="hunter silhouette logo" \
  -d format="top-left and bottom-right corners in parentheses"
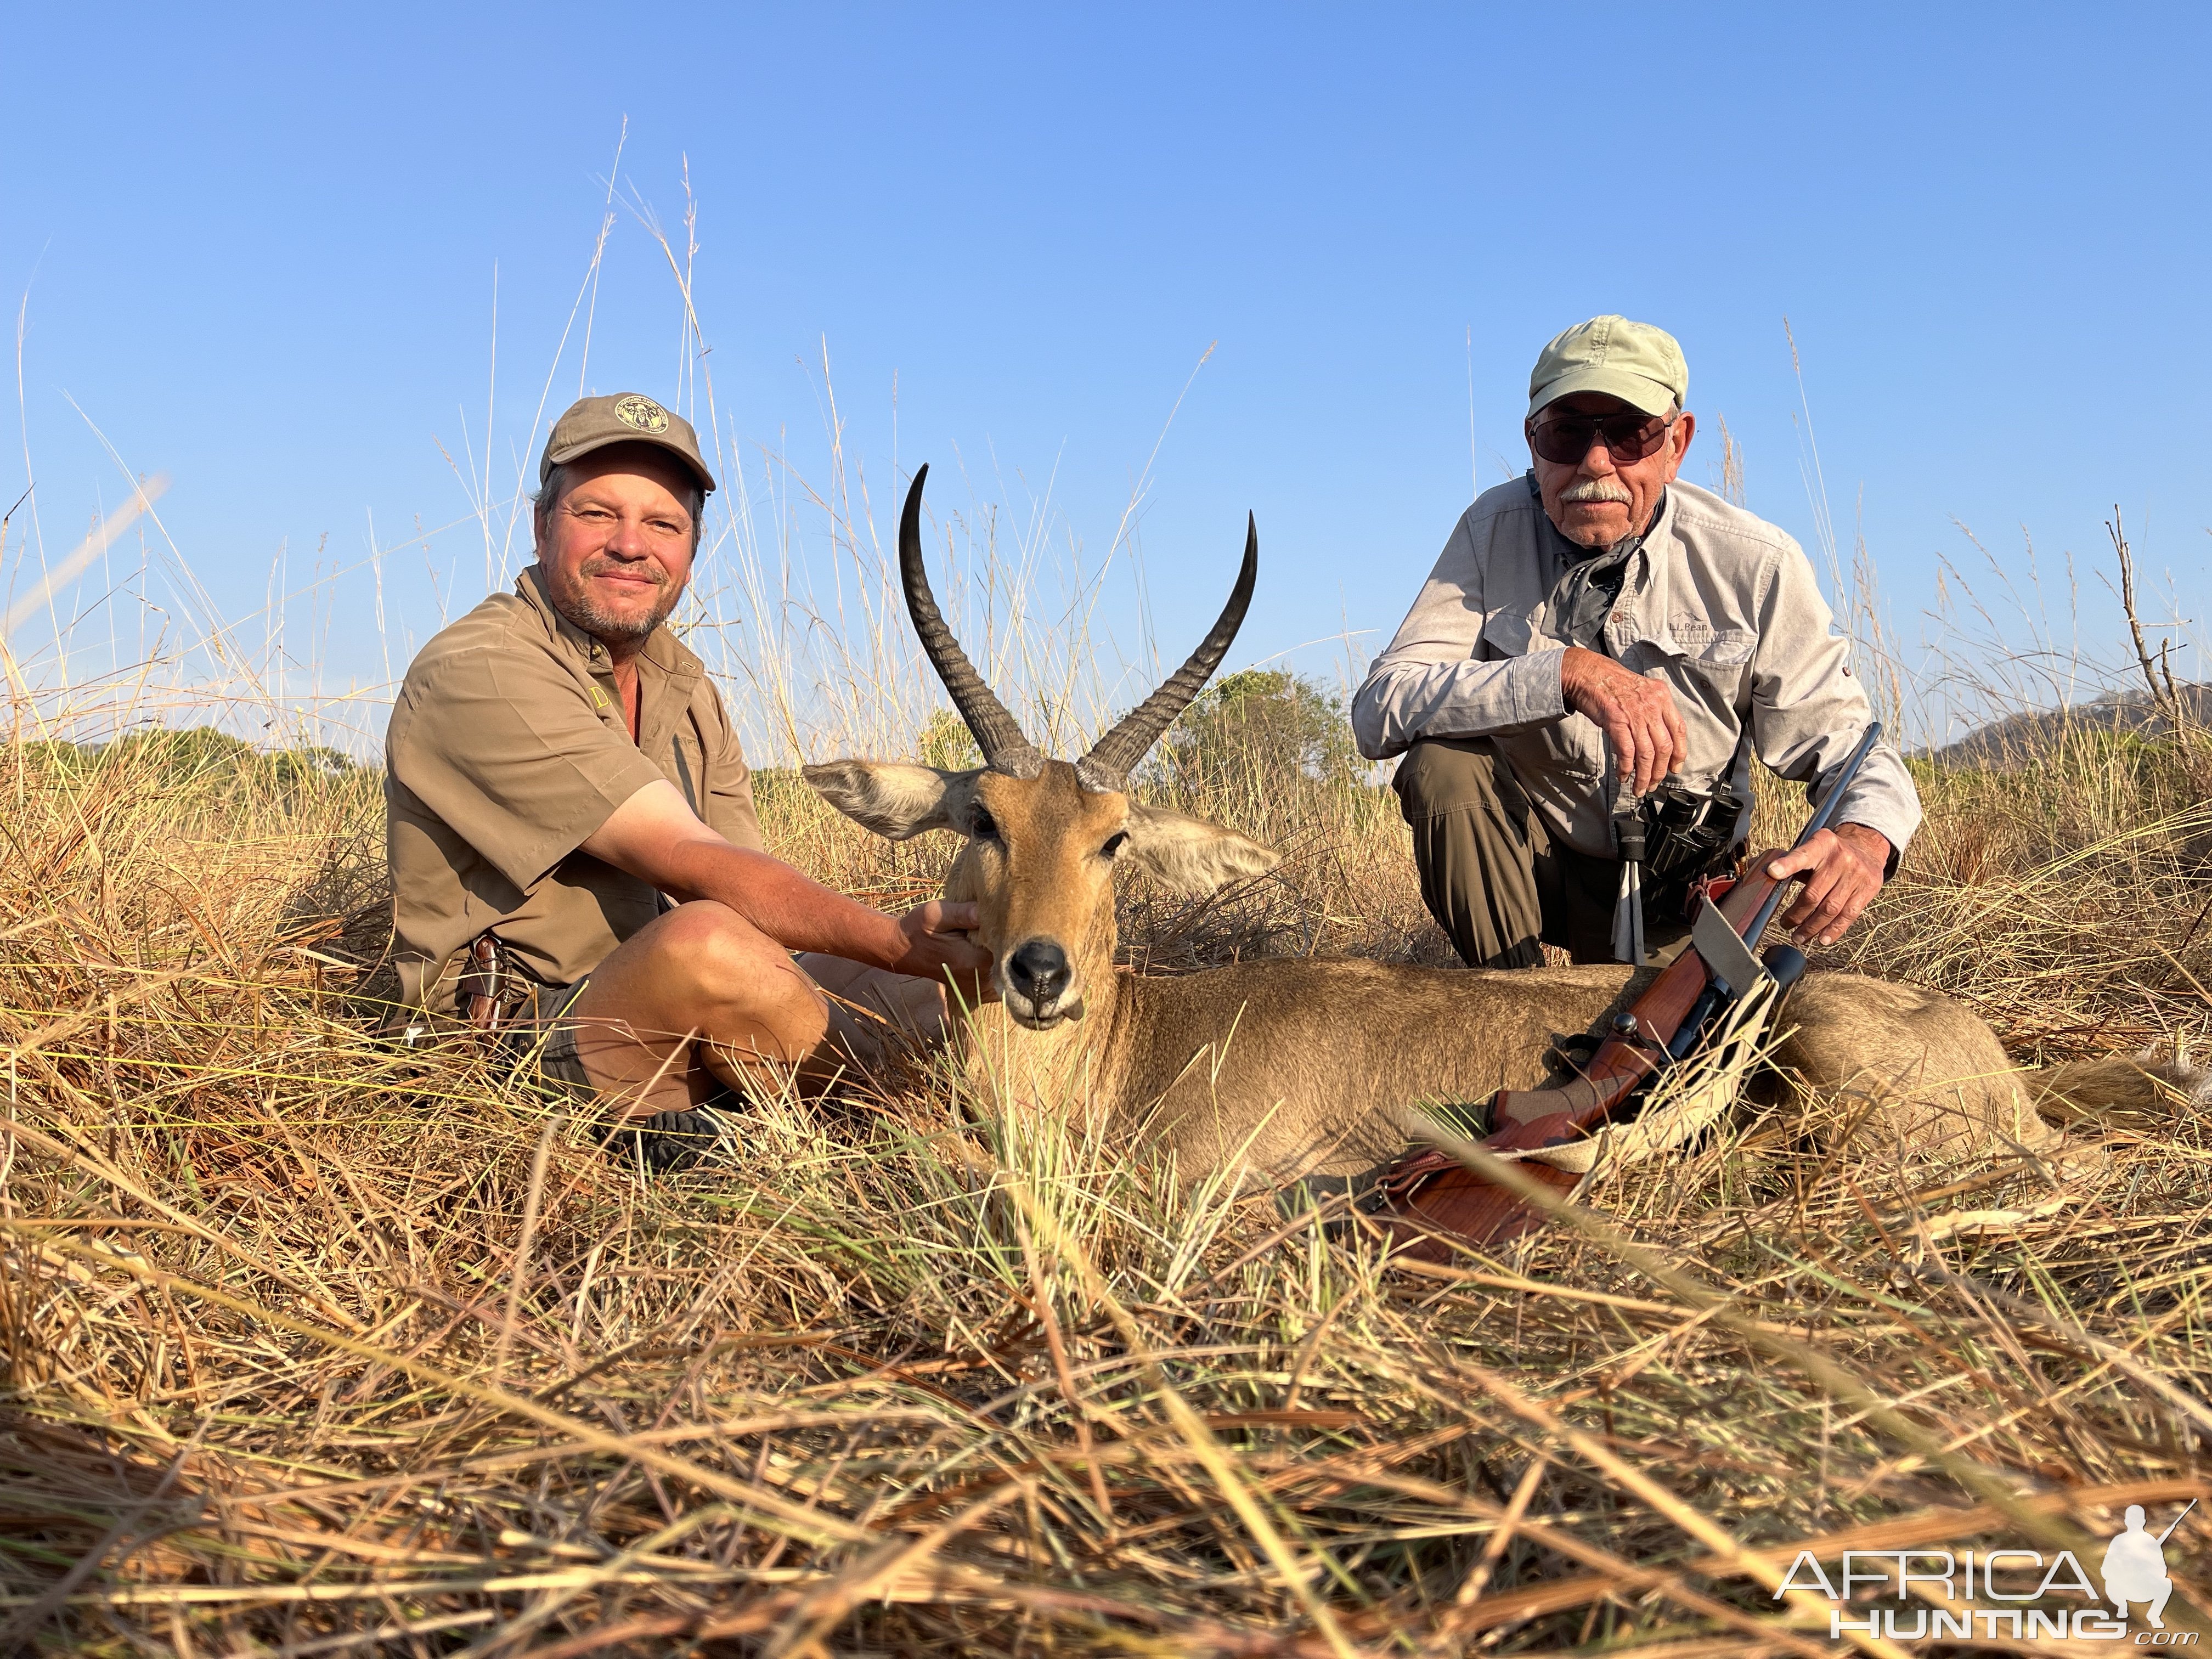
top-left (612, 395), bottom-right (670, 434)
top-left (1777, 1499), bottom-right (2199, 1643)
top-left (2106, 1502), bottom-right (2192, 1629)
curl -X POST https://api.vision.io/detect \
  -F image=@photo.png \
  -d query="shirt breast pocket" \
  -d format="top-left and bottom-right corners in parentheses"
top-left (1670, 624), bottom-right (1756, 677)
top-left (1657, 627), bottom-right (1757, 728)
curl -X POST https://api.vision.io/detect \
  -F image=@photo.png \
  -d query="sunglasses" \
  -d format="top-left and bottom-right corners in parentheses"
top-left (1527, 411), bottom-right (1675, 466)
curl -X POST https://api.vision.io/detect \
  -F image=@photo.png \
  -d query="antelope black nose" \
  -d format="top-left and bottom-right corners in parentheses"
top-left (1006, 939), bottom-right (1071, 1006)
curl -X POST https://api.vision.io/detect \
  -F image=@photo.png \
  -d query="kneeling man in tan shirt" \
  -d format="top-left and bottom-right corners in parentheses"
top-left (385, 393), bottom-right (988, 1166)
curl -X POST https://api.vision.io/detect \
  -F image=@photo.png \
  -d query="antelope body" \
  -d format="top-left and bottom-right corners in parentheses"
top-left (806, 471), bottom-right (2200, 1191)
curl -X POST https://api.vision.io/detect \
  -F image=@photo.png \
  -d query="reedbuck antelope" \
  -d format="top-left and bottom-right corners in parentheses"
top-left (805, 469), bottom-right (2201, 1192)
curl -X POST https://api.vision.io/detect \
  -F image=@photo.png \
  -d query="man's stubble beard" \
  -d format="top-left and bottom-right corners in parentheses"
top-left (549, 558), bottom-right (684, 646)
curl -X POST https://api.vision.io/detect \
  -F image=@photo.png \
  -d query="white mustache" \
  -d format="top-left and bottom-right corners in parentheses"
top-left (1562, 478), bottom-right (1634, 505)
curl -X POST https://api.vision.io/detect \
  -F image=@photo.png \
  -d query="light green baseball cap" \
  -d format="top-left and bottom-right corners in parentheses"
top-left (1527, 315), bottom-right (1688, 419)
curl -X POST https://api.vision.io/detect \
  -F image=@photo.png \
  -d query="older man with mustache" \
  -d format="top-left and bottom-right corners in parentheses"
top-left (385, 394), bottom-right (989, 1170)
top-left (1352, 317), bottom-right (1918, 969)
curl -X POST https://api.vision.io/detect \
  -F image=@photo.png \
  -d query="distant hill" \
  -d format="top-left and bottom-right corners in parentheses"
top-left (1927, 682), bottom-right (2212, 766)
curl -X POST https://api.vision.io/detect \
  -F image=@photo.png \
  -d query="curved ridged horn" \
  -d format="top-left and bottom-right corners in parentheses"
top-left (1075, 513), bottom-right (1259, 793)
top-left (899, 465), bottom-right (1043, 777)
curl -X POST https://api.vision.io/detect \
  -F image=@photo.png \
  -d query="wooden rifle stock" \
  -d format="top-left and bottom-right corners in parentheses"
top-left (1484, 870), bottom-right (1781, 1156)
top-left (1370, 868), bottom-right (1785, 1255)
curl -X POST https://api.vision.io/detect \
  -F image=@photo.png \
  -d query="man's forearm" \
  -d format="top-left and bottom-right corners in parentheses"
top-left (1352, 653), bottom-right (1567, 759)
top-left (657, 837), bottom-right (909, 968)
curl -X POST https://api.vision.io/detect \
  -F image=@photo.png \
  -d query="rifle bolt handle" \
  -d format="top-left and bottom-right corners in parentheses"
top-left (1612, 1012), bottom-right (1640, 1037)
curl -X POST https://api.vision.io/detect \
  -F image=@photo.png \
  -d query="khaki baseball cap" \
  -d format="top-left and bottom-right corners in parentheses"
top-left (539, 393), bottom-right (718, 494)
top-left (1527, 316), bottom-right (1688, 419)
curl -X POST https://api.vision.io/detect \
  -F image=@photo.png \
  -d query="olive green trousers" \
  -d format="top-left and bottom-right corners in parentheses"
top-left (1390, 737), bottom-right (1694, 970)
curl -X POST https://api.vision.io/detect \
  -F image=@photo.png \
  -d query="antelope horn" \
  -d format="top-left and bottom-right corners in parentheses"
top-left (1075, 513), bottom-right (1259, 793)
top-left (899, 465), bottom-right (1043, 777)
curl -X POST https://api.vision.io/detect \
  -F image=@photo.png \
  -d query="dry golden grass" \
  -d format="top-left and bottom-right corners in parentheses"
top-left (3, 657), bottom-right (2211, 1657)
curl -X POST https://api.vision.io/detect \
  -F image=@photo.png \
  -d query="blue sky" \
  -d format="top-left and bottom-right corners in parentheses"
top-left (2, 4), bottom-right (2204, 748)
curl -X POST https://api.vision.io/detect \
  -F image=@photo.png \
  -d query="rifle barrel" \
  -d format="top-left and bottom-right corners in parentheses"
top-left (2157, 1497), bottom-right (2198, 1544)
top-left (1746, 723), bottom-right (1883, 944)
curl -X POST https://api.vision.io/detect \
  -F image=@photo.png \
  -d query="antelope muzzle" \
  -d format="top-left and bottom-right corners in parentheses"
top-left (1001, 936), bottom-right (1084, 1029)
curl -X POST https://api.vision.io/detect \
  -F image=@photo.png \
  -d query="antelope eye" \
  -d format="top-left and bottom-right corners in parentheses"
top-left (970, 806), bottom-right (1001, 841)
top-left (1101, 831), bottom-right (1129, 859)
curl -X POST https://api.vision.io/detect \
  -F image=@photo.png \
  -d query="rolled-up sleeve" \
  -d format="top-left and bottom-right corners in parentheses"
top-left (1746, 540), bottom-right (1921, 864)
top-left (390, 648), bottom-right (665, 892)
top-left (1352, 511), bottom-right (1566, 760)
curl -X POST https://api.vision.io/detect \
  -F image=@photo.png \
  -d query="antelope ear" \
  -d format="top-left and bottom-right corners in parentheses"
top-left (802, 760), bottom-right (981, 841)
top-left (1121, 803), bottom-right (1280, 894)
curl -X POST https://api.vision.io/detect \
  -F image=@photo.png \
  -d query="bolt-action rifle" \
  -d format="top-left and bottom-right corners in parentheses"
top-left (1375, 724), bottom-right (1885, 1256)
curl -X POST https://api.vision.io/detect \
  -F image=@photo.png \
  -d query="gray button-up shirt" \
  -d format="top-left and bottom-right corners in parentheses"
top-left (1351, 477), bottom-right (1919, 862)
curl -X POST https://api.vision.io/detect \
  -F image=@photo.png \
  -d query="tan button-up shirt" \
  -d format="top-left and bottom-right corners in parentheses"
top-left (1351, 478), bottom-right (1919, 861)
top-left (385, 564), bottom-right (765, 1013)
